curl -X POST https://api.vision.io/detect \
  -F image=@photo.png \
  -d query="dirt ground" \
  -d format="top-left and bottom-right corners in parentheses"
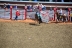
top-left (0, 19), bottom-right (72, 48)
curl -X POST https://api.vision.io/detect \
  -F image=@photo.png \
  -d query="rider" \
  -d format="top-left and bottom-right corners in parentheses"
top-left (59, 8), bottom-right (63, 21)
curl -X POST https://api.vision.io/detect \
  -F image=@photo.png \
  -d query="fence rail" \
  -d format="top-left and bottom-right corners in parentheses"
top-left (0, 3), bottom-right (72, 8)
top-left (0, 1), bottom-right (72, 4)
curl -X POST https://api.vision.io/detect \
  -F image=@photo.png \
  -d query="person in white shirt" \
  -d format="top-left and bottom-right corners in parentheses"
top-left (59, 8), bottom-right (63, 21)
top-left (59, 8), bottom-right (63, 15)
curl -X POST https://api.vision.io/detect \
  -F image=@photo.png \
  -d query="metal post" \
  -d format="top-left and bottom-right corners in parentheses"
top-left (24, 6), bottom-right (27, 20)
top-left (10, 6), bottom-right (12, 20)
top-left (54, 7), bottom-right (57, 21)
top-left (68, 8), bottom-right (71, 22)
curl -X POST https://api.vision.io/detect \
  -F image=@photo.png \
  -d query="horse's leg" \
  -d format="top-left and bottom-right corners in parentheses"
top-left (38, 18), bottom-right (42, 24)
top-left (62, 16), bottom-right (64, 22)
top-left (35, 15), bottom-right (38, 24)
top-left (61, 16), bottom-right (63, 22)
top-left (56, 16), bottom-right (58, 23)
top-left (60, 16), bottom-right (62, 22)
top-left (59, 15), bottom-right (61, 22)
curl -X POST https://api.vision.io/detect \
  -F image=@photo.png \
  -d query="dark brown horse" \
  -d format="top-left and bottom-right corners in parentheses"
top-left (56, 11), bottom-right (67, 22)
top-left (55, 11), bottom-right (60, 22)
top-left (55, 11), bottom-right (67, 22)
top-left (35, 13), bottom-right (42, 24)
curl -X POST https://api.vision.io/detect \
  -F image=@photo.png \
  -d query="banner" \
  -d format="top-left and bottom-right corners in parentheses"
top-left (27, 12), bottom-right (36, 19)
top-left (48, 10), bottom-right (54, 21)
top-left (37, 11), bottom-right (49, 23)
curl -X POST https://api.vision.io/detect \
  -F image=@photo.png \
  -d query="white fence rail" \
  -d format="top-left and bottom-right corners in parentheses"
top-left (0, 3), bottom-right (72, 8)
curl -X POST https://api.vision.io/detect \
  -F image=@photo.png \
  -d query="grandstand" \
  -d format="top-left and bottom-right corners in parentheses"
top-left (0, 1), bottom-right (72, 9)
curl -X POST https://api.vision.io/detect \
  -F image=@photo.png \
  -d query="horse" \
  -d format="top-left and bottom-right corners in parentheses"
top-left (55, 11), bottom-right (67, 23)
top-left (35, 13), bottom-right (42, 24)
top-left (55, 11), bottom-right (61, 22)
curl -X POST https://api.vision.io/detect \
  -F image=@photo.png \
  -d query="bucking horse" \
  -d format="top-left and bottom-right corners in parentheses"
top-left (35, 12), bottom-right (42, 24)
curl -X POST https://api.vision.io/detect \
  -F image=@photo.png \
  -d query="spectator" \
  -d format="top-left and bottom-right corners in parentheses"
top-left (14, 4), bottom-right (17, 10)
top-left (7, 3), bottom-right (10, 9)
top-left (59, 8), bottom-right (63, 21)
top-left (42, 5), bottom-right (46, 11)
top-left (59, 8), bottom-right (63, 15)
top-left (50, 6), bottom-right (52, 11)
top-left (4, 3), bottom-right (7, 9)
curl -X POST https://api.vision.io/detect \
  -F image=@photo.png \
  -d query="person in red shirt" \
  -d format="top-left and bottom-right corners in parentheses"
top-left (15, 10), bottom-right (20, 20)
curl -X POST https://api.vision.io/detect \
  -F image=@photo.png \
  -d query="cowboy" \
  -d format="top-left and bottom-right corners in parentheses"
top-left (59, 8), bottom-right (63, 21)
top-left (14, 10), bottom-right (20, 20)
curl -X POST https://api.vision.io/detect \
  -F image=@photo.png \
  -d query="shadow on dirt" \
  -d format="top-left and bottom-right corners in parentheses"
top-left (29, 23), bottom-right (40, 26)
